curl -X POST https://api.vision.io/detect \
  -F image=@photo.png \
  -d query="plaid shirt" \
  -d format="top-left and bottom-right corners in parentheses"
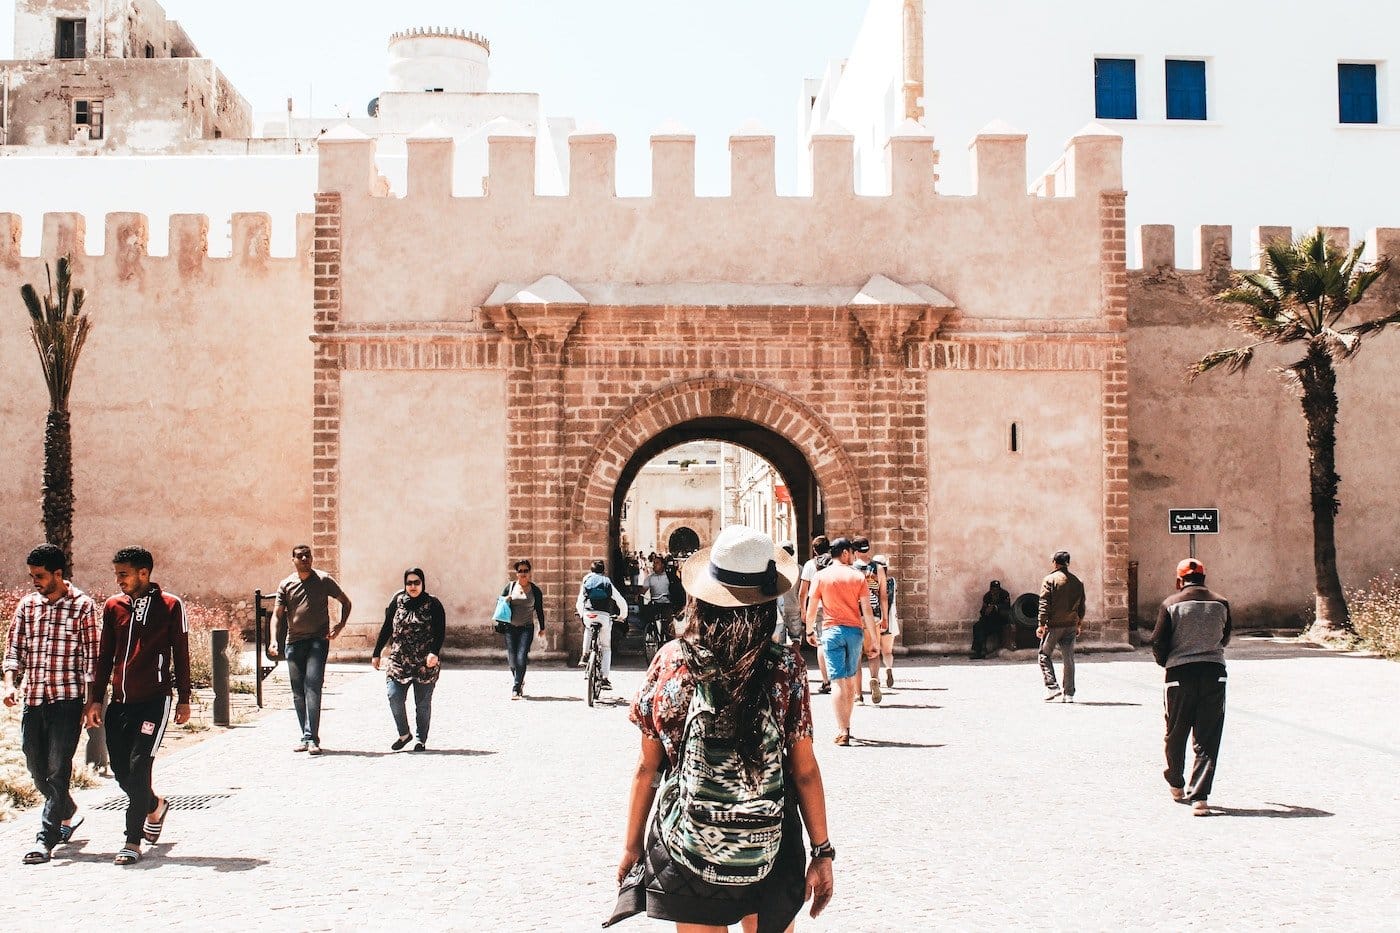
top-left (2, 584), bottom-right (100, 706)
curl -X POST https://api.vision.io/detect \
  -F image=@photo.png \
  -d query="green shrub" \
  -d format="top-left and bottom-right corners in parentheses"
top-left (1351, 573), bottom-right (1400, 660)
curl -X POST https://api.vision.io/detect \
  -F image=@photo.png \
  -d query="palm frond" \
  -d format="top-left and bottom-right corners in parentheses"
top-left (20, 282), bottom-right (43, 323)
top-left (1342, 306), bottom-right (1400, 341)
top-left (1190, 346), bottom-right (1256, 380)
top-left (20, 256), bottom-right (92, 410)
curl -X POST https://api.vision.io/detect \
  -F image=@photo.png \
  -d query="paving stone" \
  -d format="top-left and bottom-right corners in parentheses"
top-left (1, 638), bottom-right (1396, 930)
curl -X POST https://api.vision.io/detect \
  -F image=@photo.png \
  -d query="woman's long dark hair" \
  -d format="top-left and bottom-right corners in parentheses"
top-left (682, 597), bottom-right (779, 778)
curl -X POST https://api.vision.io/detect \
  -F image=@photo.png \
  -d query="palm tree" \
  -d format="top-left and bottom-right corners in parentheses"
top-left (20, 256), bottom-right (91, 562)
top-left (1192, 230), bottom-right (1397, 639)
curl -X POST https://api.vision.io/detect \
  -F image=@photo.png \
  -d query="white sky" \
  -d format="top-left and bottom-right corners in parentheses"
top-left (0, 0), bottom-right (870, 194)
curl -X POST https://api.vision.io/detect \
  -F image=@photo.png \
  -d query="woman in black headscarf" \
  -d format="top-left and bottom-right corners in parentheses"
top-left (372, 568), bottom-right (446, 751)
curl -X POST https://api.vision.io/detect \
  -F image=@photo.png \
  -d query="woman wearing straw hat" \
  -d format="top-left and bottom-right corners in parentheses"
top-left (609, 526), bottom-right (834, 932)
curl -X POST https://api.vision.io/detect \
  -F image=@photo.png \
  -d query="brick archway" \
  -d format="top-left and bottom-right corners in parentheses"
top-left (570, 378), bottom-right (867, 536)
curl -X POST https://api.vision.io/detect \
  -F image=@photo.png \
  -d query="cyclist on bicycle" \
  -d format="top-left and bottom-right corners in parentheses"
top-left (641, 554), bottom-right (683, 646)
top-left (576, 559), bottom-right (628, 691)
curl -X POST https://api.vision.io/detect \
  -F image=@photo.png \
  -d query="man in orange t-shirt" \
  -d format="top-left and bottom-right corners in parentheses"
top-left (804, 537), bottom-right (878, 746)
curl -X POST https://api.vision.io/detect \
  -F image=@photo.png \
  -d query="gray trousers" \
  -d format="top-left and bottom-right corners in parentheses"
top-left (1038, 626), bottom-right (1077, 696)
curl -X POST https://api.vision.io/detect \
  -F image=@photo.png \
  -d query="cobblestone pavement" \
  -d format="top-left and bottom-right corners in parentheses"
top-left (2, 638), bottom-right (1398, 931)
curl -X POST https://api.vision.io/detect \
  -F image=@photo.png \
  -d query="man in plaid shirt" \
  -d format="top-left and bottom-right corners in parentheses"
top-left (2, 544), bottom-right (99, 865)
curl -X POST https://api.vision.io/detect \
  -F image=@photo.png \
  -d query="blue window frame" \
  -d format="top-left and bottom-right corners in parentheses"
top-left (1166, 60), bottom-right (1207, 120)
top-left (1338, 63), bottom-right (1378, 124)
top-left (1095, 58), bottom-right (1137, 120)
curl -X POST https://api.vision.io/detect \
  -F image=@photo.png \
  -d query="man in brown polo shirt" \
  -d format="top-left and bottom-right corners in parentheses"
top-left (269, 545), bottom-right (351, 755)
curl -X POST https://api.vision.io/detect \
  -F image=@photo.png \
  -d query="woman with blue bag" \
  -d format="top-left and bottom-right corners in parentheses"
top-left (499, 559), bottom-right (546, 699)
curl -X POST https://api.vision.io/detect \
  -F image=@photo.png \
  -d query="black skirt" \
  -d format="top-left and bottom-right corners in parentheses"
top-left (641, 802), bottom-right (806, 933)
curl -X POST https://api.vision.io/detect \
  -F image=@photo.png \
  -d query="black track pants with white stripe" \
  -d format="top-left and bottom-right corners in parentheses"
top-left (1163, 667), bottom-right (1226, 802)
top-left (105, 697), bottom-right (172, 844)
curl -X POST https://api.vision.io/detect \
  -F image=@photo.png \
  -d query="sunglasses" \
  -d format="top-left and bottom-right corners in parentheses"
top-left (516, 568), bottom-right (531, 574)
top-left (405, 579), bottom-right (423, 587)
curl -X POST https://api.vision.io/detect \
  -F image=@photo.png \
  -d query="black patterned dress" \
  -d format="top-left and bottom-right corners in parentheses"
top-left (383, 594), bottom-right (445, 686)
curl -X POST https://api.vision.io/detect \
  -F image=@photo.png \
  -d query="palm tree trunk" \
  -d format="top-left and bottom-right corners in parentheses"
top-left (1299, 344), bottom-right (1351, 636)
top-left (42, 409), bottom-right (74, 561)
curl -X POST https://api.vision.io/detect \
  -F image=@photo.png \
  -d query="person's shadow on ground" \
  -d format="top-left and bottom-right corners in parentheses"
top-left (522, 696), bottom-right (582, 703)
top-left (317, 748), bottom-right (497, 758)
top-left (851, 738), bottom-right (944, 749)
top-left (1209, 803), bottom-right (1334, 819)
top-left (57, 841), bottom-right (268, 872)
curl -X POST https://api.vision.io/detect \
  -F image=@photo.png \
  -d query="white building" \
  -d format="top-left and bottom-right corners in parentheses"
top-left (721, 443), bottom-right (797, 548)
top-left (802, 0), bottom-right (1400, 264)
top-left (621, 442), bottom-right (722, 558)
top-left (0, 12), bottom-right (571, 254)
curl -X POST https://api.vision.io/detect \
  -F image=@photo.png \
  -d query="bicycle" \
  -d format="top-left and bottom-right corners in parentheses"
top-left (642, 602), bottom-right (676, 663)
top-left (581, 613), bottom-right (605, 707)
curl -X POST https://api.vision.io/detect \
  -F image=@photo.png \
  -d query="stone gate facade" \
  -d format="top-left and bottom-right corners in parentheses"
top-left (307, 121), bottom-right (1129, 654)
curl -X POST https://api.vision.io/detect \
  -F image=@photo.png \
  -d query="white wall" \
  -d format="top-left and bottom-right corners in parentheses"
top-left (810, 0), bottom-right (1400, 264)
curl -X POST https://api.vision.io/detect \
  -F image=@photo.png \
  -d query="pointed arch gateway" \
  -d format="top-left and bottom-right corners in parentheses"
top-left (569, 377), bottom-right (867, 554)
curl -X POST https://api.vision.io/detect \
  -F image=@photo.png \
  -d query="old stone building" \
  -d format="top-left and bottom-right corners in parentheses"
top-left (1, 0), bottom-right (251, 149)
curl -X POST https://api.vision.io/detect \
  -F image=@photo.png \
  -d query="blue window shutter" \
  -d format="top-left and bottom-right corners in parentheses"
top-left (1094, 58), bottom-right (1137, 120)
top-left (1338, 63), bottom-right (1378, 124)
top-left (1166, 60), bottom-right (1207, 120)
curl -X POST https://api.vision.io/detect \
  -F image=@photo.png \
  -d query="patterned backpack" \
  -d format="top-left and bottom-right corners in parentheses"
top-left (658, 643), bottom-right (787, 886)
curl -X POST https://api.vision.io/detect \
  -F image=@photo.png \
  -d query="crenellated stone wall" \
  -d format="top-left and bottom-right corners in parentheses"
top-left (1127, 223), bottom-right (1400, 629)
top-left (0, 209), bottom-right (314, 599)
top-left (4, 118), bottom-right (1393, 655)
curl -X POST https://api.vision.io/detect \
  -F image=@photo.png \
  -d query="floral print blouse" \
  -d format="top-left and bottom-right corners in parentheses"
top-left (629, 639), bottom-right (814, 769)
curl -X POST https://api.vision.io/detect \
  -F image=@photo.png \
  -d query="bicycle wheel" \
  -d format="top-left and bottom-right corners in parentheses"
top-left (644, 624), bottom-right (661, 663)
top-left (585, 649), bottom-right (598, 708)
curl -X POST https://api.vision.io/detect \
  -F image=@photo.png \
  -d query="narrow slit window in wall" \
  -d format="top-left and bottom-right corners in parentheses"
top-left (1009, 422), bottom-right (1021, 454)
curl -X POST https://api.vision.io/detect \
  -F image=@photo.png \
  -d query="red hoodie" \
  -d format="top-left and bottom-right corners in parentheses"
top-left (89, 584), bottom-right (192, 706)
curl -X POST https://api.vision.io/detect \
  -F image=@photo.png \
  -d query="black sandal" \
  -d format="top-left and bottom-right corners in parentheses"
top-left (22, 845), bottom-right (52, 865)
top-left (113, 846), bottom-right (142, 866)
top-left (58, 814), bottom-right (84, 844)
top-left (142, 797), bottom-right (169, 844)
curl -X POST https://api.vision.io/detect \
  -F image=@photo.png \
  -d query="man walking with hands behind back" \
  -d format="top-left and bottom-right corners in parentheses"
top-left (85, 546), bottom-right (191, 865)
top-left (1150, 559), bottom-right (1231, 816)
top-left (269, 545), bottom-right (351, 756)
top-left (1037, 550), bottom-right (1085, 703)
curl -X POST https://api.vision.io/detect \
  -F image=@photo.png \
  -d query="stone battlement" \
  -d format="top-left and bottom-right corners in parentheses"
top-left (317, 122), bottom-right (1123, 203)
top-left (389, 27), bottom-right (491, 54)
top-left (1133, 223), bottom-right (1400, 275)
top-left (0, 211), bottom-right (313, 266)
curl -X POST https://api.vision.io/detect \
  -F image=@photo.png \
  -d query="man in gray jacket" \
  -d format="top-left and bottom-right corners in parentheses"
top-left (1036, 550), bottom-right (1086, 702)
top-left (1149, 558), bottom-right (1231, 816)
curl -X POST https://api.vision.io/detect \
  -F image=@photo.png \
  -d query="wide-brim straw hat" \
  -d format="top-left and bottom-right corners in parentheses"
top-left (681, 525), bottom-right (800, 608)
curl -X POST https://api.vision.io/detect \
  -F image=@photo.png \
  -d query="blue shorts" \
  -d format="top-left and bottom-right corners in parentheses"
top-left (822, 625), bottom-right (865, 681)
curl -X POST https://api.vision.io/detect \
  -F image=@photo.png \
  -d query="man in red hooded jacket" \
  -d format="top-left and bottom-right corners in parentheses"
top-left (84, 546), bottom-right (190, 865)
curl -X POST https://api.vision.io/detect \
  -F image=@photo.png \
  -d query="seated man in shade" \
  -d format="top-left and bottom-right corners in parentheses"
top-left (971, 580), bottom-right (1012, 659)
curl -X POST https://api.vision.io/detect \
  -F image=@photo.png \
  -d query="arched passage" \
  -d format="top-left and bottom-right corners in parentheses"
top-left (610, 417), bottom-right (824, 576)
top-left (569, 379), bottom-right (867, 607)
top-left (667, 526), bottom-right (701, 555)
